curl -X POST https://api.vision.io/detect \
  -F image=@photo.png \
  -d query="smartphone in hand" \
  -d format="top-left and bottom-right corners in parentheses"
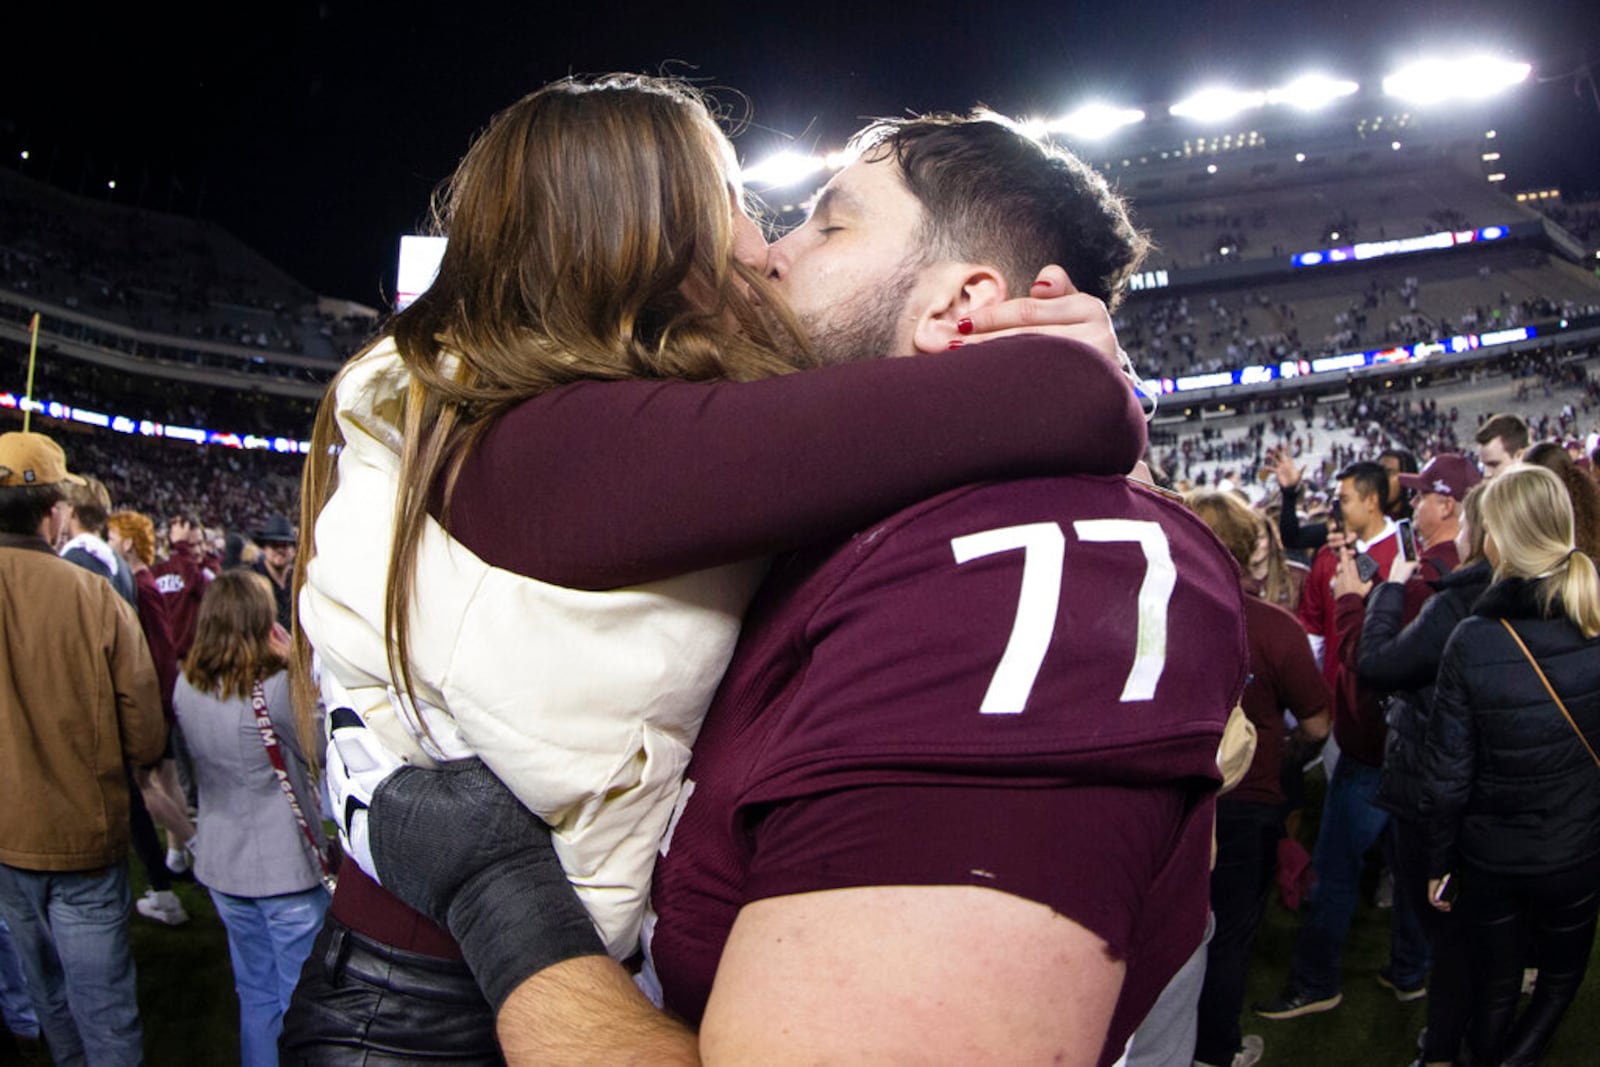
top-left (1433, 872), bottom-right (1459, 905)
top-left (1355, 552), bottom-right (1380, 583)
top-left (1396, 518), bottom-right (1419, 562)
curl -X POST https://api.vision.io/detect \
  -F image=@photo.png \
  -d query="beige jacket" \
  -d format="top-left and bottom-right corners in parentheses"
top-left (298, 341), bottom-right (762, 958)
top-left (0, 533), bottom-right (166, 870)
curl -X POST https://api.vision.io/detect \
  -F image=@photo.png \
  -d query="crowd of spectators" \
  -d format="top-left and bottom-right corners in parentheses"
top-left (1118, 261), bottom-right (1600, 381)
top-left (1539, 201), bottom-right (1600, 243)
top-left (0, 423), bottom-right (304, 536)
top-left (1, 341), bottom-right (319, 441)
top-left (0, 172), bottom-right (376, 362)
top-left (1155, 346), bottom-right (1599, 494)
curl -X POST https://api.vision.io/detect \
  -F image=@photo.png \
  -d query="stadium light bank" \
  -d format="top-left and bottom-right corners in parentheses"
top-left (1168, 74), bottom-right (1358, 122)
top-left (1382, 56), bottom-right (1531, 105)
top-left (737, 56), bottom-right (1529, 191)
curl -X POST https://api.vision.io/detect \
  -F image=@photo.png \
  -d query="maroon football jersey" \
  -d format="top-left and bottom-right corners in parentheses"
top-left (646, 475), bottom-right (1248, 1063)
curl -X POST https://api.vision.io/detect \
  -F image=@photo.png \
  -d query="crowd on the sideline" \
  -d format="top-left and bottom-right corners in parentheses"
top-left (0, 428), bottom-right (308, 1064)
top-left (1158, 410), bottom-right (1600, 1066)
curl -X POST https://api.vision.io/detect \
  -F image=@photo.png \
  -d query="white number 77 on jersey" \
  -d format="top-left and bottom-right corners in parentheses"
top-left (950, 520), bottom-right (1175, 714)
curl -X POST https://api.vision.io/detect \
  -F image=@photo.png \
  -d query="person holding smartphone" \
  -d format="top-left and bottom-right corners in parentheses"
top-left (1258, 461), bottom-right (1409, 1021)
top-left (1355, 456), bottom-right (1482, 1063)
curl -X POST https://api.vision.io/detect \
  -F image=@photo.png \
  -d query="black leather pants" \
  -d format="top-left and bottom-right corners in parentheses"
top-left (279, 915), bottom-right (502, 1064)
top-left (1458, 854), bottom-right (1600, 1066)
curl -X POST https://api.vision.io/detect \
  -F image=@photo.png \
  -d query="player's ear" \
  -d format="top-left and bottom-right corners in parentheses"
top-left (909, 265), bottom-right (1008, 355)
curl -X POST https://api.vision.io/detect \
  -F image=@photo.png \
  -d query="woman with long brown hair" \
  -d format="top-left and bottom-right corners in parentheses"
top-left (287, 74), bottom-right (1146, 1061)
top-left (176, 570), bottom-right (331, 1067)
top-left (1523, 440), bottom-right (1600, 563)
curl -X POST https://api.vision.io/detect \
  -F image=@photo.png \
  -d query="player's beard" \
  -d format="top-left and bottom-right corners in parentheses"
top-left (797, 261), bottom-right (924, 366)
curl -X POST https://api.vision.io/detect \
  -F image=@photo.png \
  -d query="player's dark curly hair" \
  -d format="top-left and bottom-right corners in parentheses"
top-left (852, 115), bottom-right (1149, 310)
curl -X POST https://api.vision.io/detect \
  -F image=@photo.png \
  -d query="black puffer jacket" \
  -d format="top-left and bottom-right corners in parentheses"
top-left (1421, 577), bottom-right (1600, 878)
top-left (1360, 559), bottom-right (1494, 819)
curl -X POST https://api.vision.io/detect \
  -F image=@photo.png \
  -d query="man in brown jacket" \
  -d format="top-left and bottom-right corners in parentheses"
top-left (0, 432), bottom-right (166, 1066)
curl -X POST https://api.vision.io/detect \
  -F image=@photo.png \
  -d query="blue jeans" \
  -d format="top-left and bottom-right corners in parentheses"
top-left (0, 861), bottom-right (142, 1066)
top-left (0, 916), bottom-right (40, 1038)
top-left (1382, 816), bottom-right (1435, 990)
top-left (210, 886), bottom-right (330, 1067)
top-left (1289, 757), bottom-right (1413, 997)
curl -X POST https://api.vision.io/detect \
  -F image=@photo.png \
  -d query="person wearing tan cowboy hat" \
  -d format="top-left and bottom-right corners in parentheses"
top-left (0, 431), bottom-right (166, 1065)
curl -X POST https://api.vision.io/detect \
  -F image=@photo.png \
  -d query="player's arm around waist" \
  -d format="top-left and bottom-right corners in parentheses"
top-left (495, 957), bottom-right (699, 1066)
top-left (698, 885), bottom-right (1122, 1066)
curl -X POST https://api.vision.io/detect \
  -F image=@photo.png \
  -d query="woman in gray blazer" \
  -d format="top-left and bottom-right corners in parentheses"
top-left (175, 570), bottom-right (329, 1067)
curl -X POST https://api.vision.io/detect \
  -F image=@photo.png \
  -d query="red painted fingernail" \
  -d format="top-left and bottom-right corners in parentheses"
top-left (1032, 280), bottom-right (1051, 289)
top-left (947, 339), bottom-right (965, 349)
top-left (957, 318), bottom-right (973, 335)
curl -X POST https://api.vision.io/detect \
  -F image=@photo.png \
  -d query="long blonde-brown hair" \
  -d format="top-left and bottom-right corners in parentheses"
top-left (1481, 464), bottom-right (1600, 638)
top-left (187, 570), bottom-right (285, 701)
top-left (1458, 483), bottom-right (1488, 565)
top-left (291, 75), bottom-right (812, 758)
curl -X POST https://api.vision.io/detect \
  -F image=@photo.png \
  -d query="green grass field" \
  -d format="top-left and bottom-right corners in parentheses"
top-left (4, 807), bottom-right (1599, 1065)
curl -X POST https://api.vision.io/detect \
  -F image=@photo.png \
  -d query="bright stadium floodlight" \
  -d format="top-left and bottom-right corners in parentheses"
top-left (1382, 56), bottom-right (1531, 105)
top-left (1266, 74), bottom-right (1359, 110)
top-left (740, 151), bottom-right (827, 189)
top-left (1047, 103), bottom-right (1146, 140)
top-left (1170, 87), bottom-right (1267, 122)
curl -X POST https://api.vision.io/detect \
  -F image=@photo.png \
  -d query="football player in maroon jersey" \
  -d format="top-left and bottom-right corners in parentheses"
top-left (350, 114), bottom-right (1248, 1067)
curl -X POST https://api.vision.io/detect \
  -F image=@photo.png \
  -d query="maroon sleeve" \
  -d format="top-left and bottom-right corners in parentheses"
top-left (1271, 612), bottom-right (1333, 722)
top-left (1298, 549), bottom-right (1331, 638)
top-left (1334, 591), bottom-right (1366, 672)
top-left (445, 335), bottom-right (1146, 589)
top-left (1403, 542), bottom-right (1457, 621)
top-left (134, 576), bottom-right (180, 723)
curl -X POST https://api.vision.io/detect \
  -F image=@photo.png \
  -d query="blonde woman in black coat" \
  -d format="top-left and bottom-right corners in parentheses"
top-left (1421, 464), bottom-right (1600, 1066)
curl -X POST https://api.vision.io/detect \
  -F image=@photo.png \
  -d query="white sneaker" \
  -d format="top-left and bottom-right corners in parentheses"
top-left (135, 889), bottom-right (189, 926)
top-left (1232, 1035), bottom-right (1264, 1067)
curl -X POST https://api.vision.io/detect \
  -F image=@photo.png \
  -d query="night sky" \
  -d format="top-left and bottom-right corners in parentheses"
top-left (5, 0), bottom-right (1596, 305)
